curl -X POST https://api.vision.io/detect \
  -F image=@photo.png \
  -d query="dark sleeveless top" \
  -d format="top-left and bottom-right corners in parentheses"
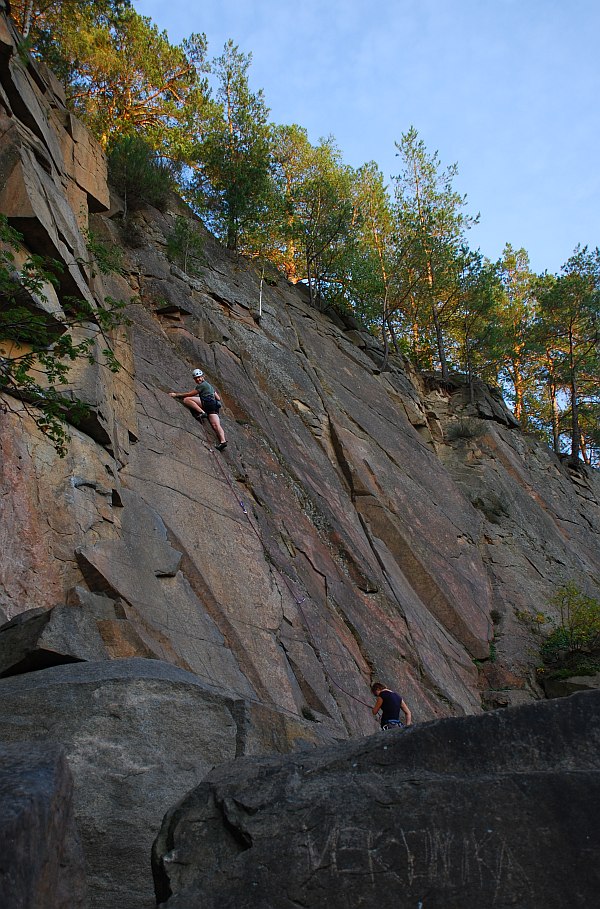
top-left (379, 689), bottom-right (403, 727)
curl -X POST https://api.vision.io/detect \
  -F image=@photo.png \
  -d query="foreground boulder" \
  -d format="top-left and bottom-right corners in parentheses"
top-left (0, 743), bottom-right (86, 909)
top-left (153, 690), bottom-right (600, 909)
top-left (0, 657), bottom-right (335, 909)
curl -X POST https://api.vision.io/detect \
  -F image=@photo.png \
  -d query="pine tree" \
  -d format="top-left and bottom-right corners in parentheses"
top-left (346, 162), bottom-right (416, 364)
top-left (393, 127), bottom-right (478, 379)
top-left (448, 247), bottom-right (502, 397)
top-left (493, 244), bottom-right (539, 425)
top-left (536, 247), bottom-right (600, 463)
top-left (194, 41), bottom-right (272, 252)
top-left (288, 137), bottom-right (355, 309)
top-left (11, 3), bottom-right (211, 159)
top-left (269, 124), bottom-right (315, 282)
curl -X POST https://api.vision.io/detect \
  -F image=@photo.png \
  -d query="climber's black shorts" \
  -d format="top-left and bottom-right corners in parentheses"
top-left (200, 396), bottom-right (221, 415)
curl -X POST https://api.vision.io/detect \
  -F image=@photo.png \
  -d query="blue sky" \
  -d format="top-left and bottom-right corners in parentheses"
top-left (134, 0), bottom-right (599, 275)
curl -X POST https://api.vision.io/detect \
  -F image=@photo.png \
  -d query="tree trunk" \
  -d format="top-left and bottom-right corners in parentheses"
top-left (512, 359), bottom-right (525, 423)
top-left (410, 310), bottom-right (420, 363)
top-left (284, 194), bottom-right (298, 281)
top-left (381, 321), bottom-right (390, 371)
top-left (569, 377), bottom-right (581, 463)
top-left (284, 237), bottom-right (298, 283)
top-left (550, 383), bottom-right (561, 454)
top-left (306, 252), bottom-right (314, 307)
top-left (380, 290), bottom-right (390, 370)
top-left (569, 327), bottom-right (581, 464)
top-left (425, 258), bottom-right (448, 380)
top-left (21, 0), bottom-right (35, 37)
top-left (432, 301), bottom-right (449, 380)
top-left (387, 318), bottom-right (400, 355)
top-left (466, 339), bottom-right (475, 404)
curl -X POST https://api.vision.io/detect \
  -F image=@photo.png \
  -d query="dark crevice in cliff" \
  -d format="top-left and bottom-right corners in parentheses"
top-left (0, 650), bottom-right (83, 679)
top-left (280, 644), bottom-right (333, 719)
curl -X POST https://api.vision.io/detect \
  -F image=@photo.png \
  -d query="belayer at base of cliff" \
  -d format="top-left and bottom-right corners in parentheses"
top-left (371, 682), bottom-right (412, 730)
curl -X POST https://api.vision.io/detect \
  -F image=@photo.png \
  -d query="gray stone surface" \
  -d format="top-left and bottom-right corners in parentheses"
top-left (0, 604), bottom-right (109, 676)
top-left (543, 672), bottom-right (600, 699)
top-left (0, 742), bottom-right (86, 909)
top-left (153, 690), bottom-right (600, 909)
top-left (0, 658), bottom-right (334, 909)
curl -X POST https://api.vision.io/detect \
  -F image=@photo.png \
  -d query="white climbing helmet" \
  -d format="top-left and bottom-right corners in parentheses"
top-left (192, 369), bottom-right (204, 378)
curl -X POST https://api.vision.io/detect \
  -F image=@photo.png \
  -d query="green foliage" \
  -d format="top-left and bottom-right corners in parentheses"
top-left (193, 41), bottom-right (272, 251)
top-left (166, 216), bottom-right (206, 275)
top-left (346, 161), bottom-right (405, 362)
top-left (118, 216), bottom-right (145, 249)
top-left (10, 1), bottom-right (129, 53)
top-left (84, 229), bottom-right (124, 276)
top-left (535, 247), bottom-right (600, 463)
top-left (491, 244), bottom-right (540, 427)
top-left (515, 609), bottom-right (548, 630)
top-left (0, 216), bottom-right (126, 455)
top-left (269, 129), bottom-right (356, 309)
top-left (10, 0), bottom-right (131, 85)
top-left (445, 417), bottom-right (486, 441)
top-left (108, 136), bottom-right (174, 213)
top-left (268, 124), bottom-right (314, 280)
top-left (393, 126), bottom-right (479, 379)
top-left (540, 583), bottom-right (600, 672)
top-left (10, 3), bottom-right (212, 159)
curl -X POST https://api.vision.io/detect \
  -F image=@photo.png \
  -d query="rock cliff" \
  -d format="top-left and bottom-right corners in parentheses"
top-left (1, 5), bottom-right (600, 906)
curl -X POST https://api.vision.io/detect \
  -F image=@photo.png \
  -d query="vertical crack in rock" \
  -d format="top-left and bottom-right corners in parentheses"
top-left (163, 525), bottom-right (274, 705)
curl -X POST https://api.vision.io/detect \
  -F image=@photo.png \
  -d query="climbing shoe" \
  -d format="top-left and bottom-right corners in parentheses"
top-left (194, 412), bottom-right (207, 421)
top-left (215, 441), bottom-right (228, 451)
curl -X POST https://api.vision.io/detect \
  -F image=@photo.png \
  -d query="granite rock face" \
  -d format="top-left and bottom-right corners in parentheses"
top-left (1, 7), bottom-right (599, 909)
top-left (153, 690), bottom-right (600, 909)
top-left (1, 8), bottom-right (600, 732)
top-left (0, 601), bottom-right (110, 676)
top-left (0, 742), bottom-right (86, 909)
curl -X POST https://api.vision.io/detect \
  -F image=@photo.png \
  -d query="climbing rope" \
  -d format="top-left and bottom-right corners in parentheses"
top-left (196, 417), bottom-right (373, 712)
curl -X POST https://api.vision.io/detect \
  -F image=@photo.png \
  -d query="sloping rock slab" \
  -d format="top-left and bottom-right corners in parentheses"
top-left (0, 742), bottom-right (86, 909)
top-left (153, 690), bottom-right (600, 909)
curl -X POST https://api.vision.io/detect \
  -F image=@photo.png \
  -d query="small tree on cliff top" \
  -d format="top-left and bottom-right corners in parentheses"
top-left (193, 41), bottom-right (272, 252)
top-left (393, 127), bottom-right (479, 379)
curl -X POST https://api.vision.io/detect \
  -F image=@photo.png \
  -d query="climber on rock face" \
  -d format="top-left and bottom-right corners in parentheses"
top-left (371, 682), bottom-right (412, 730)
top-left (169, 369), bottom-right (227, 450)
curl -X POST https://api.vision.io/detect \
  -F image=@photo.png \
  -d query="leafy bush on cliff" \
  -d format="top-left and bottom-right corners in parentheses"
top-left (0, 216), bottom-right (126, 455)
top-left (540, 583), bottom-right (600, 677)
top-left (166, 216), bottom-right (206, 275)
top-left (108, 136), bottom-right (174, 213)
